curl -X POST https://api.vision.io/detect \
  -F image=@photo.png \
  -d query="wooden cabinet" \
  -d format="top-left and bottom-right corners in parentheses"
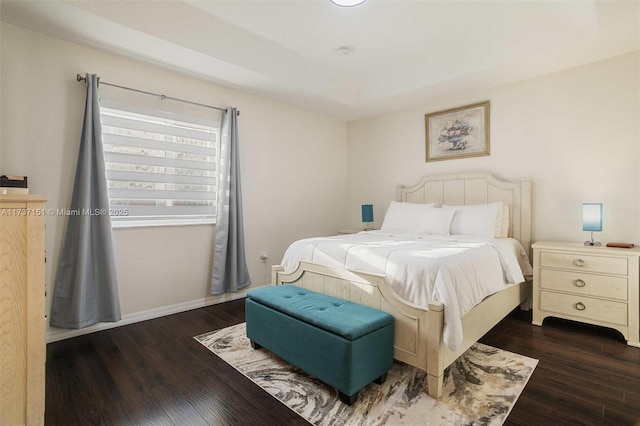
top-left (532, 241), bottom-right (640, 347)
top-left (0, 195), bottom-right (47, 425)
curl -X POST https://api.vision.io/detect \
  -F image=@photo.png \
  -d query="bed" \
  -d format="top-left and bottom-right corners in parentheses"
top-left (272, 173), bottom-right (533, 398)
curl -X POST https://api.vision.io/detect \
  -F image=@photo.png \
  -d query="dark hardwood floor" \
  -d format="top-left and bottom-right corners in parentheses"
top-left (46, 300), bottom-right (640, 426)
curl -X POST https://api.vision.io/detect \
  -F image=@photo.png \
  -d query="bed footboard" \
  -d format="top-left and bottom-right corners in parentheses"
top-left (272, 262), bottom-right (531, 399)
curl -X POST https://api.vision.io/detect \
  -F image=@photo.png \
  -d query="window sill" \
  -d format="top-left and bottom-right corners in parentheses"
top-left (111, 218), bottom-right (215, 229)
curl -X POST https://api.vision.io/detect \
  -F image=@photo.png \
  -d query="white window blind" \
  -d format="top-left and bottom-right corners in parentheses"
top-left (100, 100), bottom-right (219, 227)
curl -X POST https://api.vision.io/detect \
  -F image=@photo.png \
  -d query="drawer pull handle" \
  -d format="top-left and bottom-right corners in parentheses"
top-left (574, 279), bottom-right (586, 287)
top-left (573, 258), bottom-right (586, 267)
top-left (575, 302), bottom-right (586, 311)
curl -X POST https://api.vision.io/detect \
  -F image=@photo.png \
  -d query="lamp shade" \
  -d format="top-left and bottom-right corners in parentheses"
top-left (582, 203), bottom-right (603, 232)
top-left (361, 204), bottom-right (373, 223)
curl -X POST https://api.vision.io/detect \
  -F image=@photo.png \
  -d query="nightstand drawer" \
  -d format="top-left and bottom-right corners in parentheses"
top-left (540, 252), bottom-right (628, 275)
top-left (540, 291), bottom-right (628, 326)
top-left (539, 269), bottom-right (628, 301)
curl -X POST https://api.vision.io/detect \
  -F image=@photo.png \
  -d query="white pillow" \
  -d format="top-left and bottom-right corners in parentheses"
top-left (443, 202), bottom-right (503, 238)
top-left (416, 206), bottom-right (455, 235)
top-left (380, 201), bottom-right (435, 232)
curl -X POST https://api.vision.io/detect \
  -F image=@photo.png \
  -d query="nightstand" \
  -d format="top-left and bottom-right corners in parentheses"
top-left (532, 241), bottom-right (640, 347)
top-left (337, 229), bottom-right (364, 234)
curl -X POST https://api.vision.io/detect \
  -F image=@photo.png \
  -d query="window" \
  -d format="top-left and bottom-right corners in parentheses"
top-left (100, 100), bottom-right (219, 227)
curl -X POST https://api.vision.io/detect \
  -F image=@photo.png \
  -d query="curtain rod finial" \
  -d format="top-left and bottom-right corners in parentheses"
top-left (76, 73), bottom-right (85, 82)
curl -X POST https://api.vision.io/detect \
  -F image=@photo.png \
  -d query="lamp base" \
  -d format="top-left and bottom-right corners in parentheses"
top-left (584, 240), bottom-right (602, 246)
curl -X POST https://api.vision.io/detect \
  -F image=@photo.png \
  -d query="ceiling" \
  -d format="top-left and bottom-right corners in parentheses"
top-left (1, 0), bottom-right (638, 121)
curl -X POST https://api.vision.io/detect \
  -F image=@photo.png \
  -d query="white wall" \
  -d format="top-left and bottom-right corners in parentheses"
top-left (0, 23), bottom-right (348, 340)
top-left (347, 52), bottom-right (640, 246)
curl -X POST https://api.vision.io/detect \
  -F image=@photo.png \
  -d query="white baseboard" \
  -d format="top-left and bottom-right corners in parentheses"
top-left (46, 290), bottom-right (250, 344)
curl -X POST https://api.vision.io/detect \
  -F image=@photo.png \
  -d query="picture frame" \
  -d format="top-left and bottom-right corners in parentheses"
top-left (425, 101), bottom-right (490, 162)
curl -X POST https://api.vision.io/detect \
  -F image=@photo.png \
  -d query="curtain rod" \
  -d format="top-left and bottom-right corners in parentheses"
top-left (76, 74), bottom-right (236, 115)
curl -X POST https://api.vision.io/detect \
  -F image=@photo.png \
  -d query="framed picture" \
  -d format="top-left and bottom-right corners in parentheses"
top-left (425, 101), bottom-right (490, 162)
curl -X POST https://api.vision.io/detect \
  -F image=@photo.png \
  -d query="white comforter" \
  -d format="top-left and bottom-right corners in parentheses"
top-left (280, 231), bottom-right (532, 351)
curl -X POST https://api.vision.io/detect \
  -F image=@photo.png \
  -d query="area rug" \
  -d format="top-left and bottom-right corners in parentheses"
top-left (195, 323), bottom-right (537, 426)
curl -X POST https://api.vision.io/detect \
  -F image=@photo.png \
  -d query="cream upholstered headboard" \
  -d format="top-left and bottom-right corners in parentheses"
top-left (397, 173), bottom-right (532, 254)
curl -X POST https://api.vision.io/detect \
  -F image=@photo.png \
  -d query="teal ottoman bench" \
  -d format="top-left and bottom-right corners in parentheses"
top-left (245, 285), bottom-right (394, 405)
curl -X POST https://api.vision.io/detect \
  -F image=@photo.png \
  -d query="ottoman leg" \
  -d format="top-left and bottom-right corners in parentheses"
top-left (374, 372), bottom-right (387, 385)
top-left (250, 340), bottom-right (262, 350)
top-left (339, 391), bottom-right (358, 405)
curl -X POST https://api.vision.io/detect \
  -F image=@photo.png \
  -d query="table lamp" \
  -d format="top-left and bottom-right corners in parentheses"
top-left (583, 203), bottom-right (602, 246)
top-left (361, 204), bottom-right (373, 231)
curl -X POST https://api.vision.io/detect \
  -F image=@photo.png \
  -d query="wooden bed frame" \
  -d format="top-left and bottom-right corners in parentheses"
top-left (272, 173), bottom-right (532, 399)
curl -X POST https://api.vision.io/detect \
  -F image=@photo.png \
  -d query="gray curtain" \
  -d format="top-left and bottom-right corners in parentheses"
top-left (211, 107), bottom-right (251, 294)
top-left (49, 73), bottom-right (121, 329)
